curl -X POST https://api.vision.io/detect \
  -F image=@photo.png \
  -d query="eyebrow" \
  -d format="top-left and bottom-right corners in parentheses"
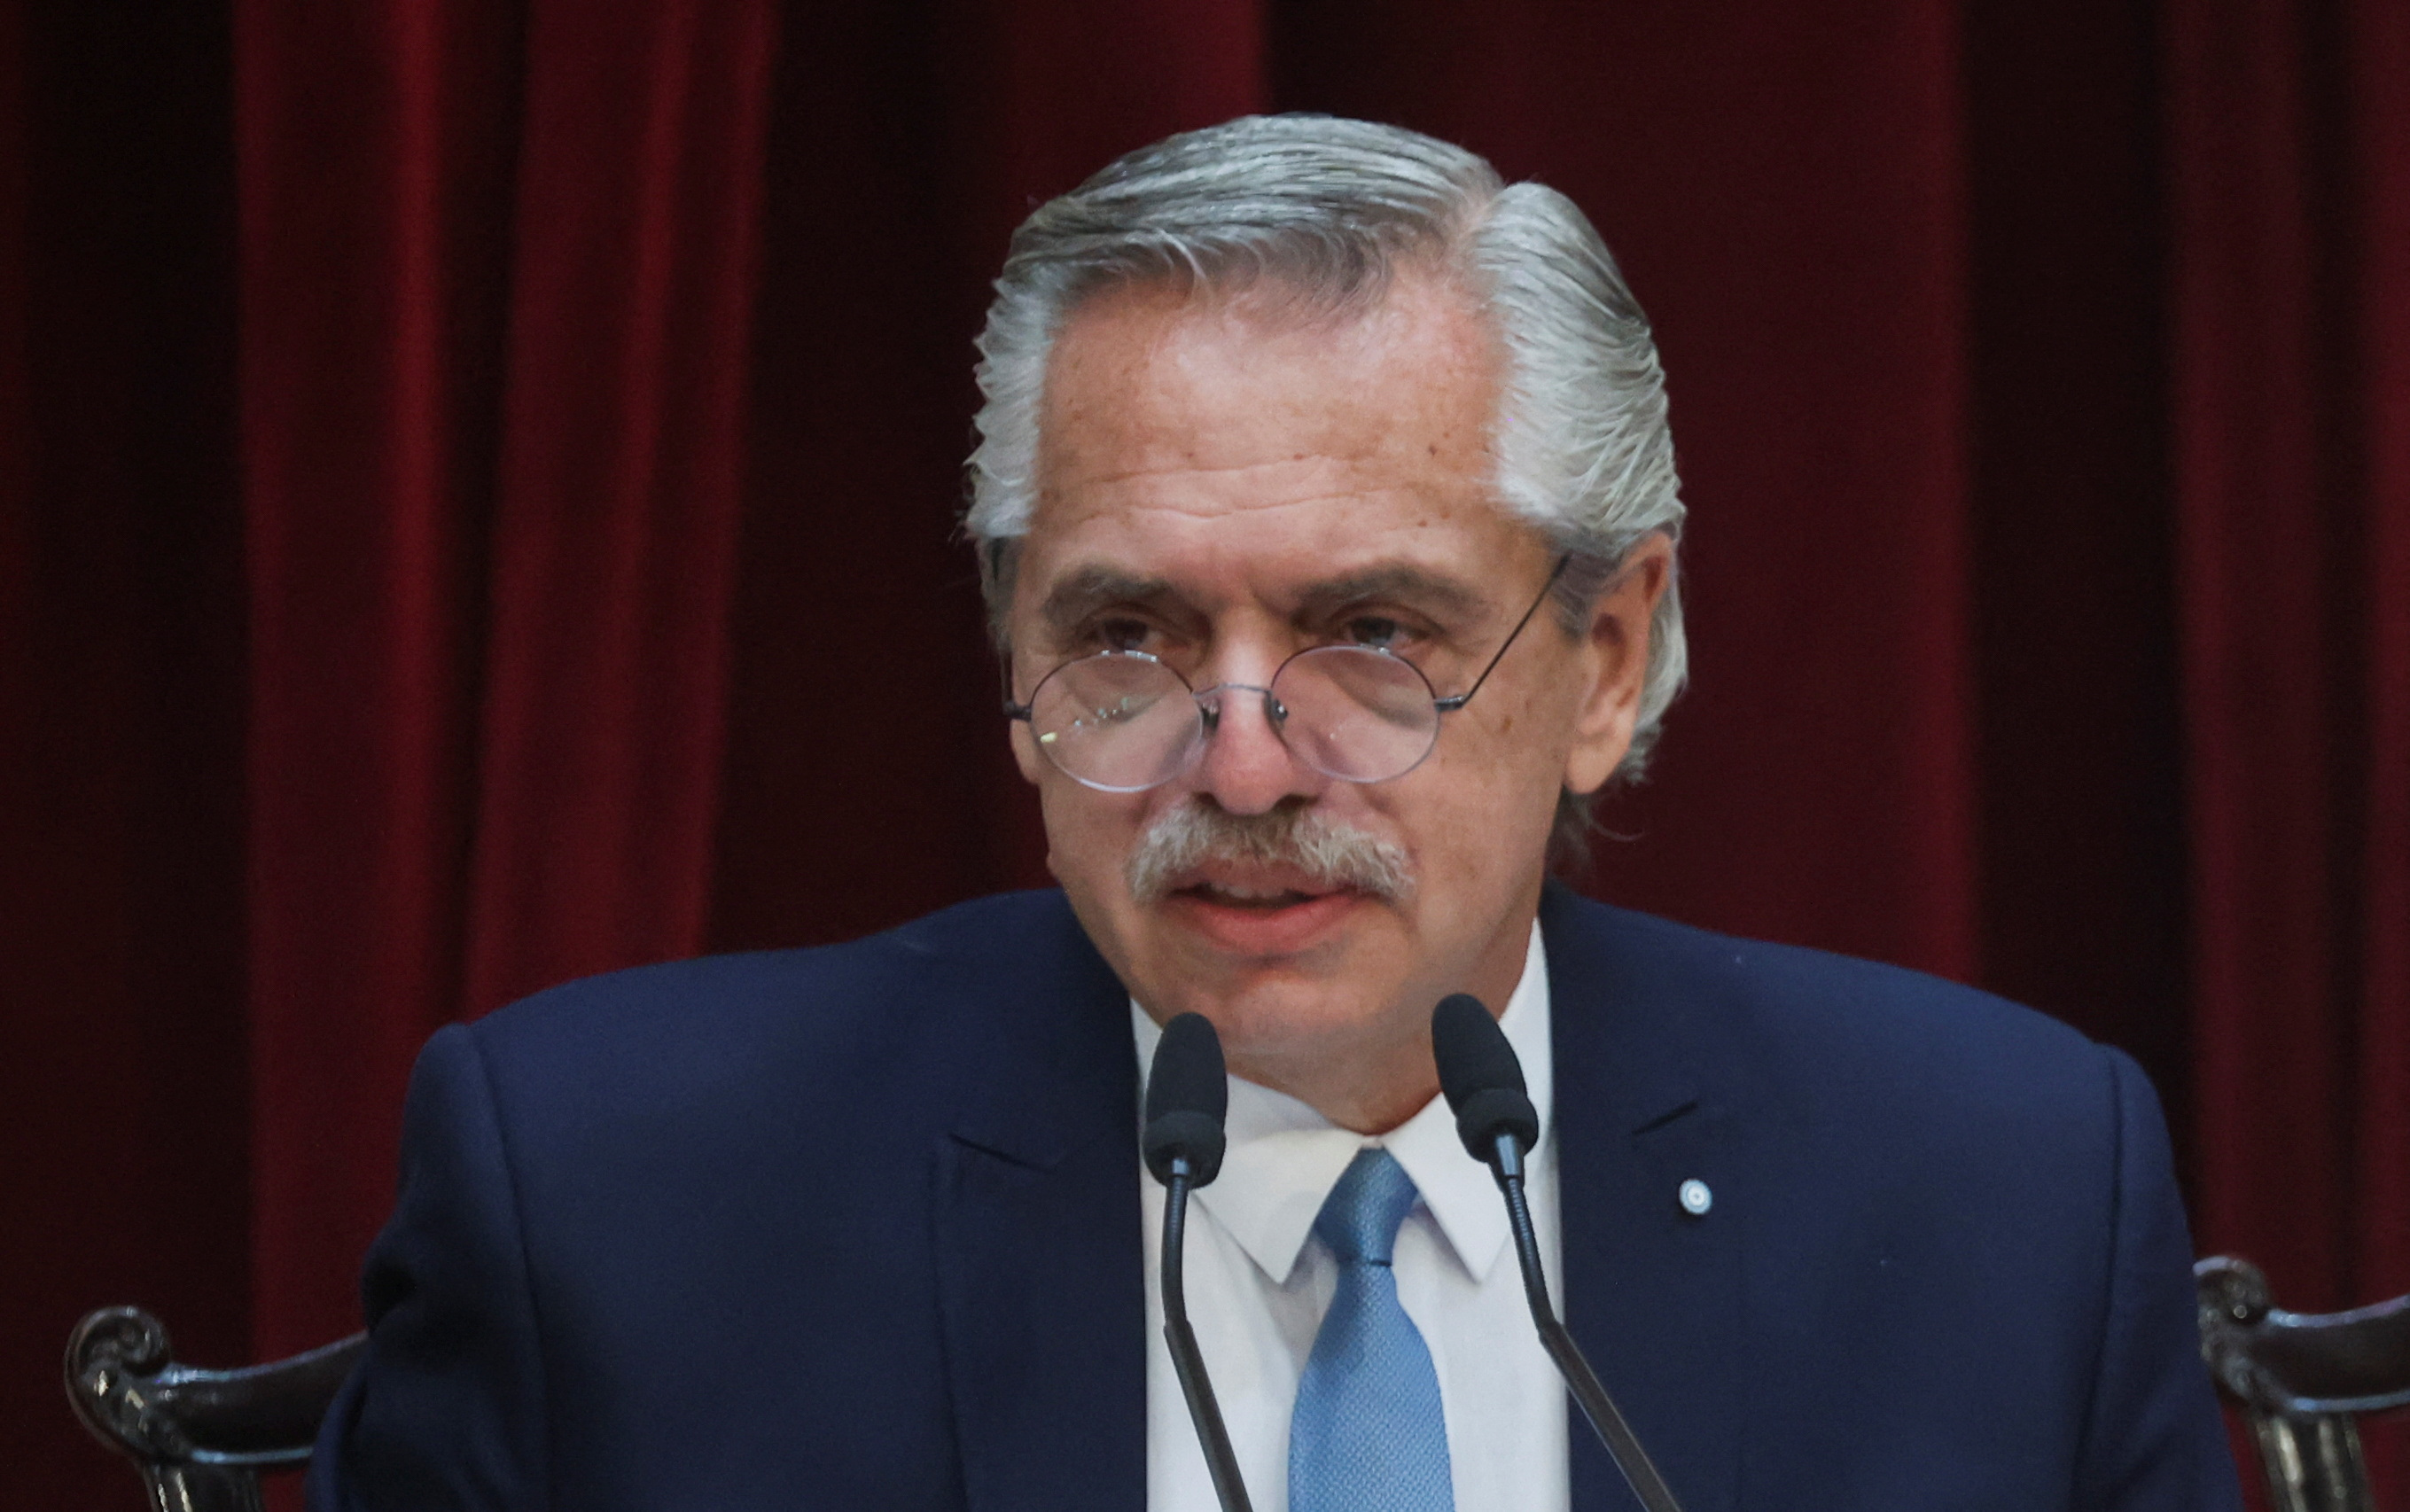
top-left (1289, 565), bottom-right (1490, 625)
top-left (1037, 566), bottom-right (1180, 638)
top-left (1036, 560), bottom-right (1494, 638)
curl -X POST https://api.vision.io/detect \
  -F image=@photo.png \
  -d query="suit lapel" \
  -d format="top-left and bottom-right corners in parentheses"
top-left (1546, 886), bottom-right (1748, 1512)
top-left (931, 900), bottom-right (1148, 1512)
top-left (924, 885), bottom-right (1754, 1511)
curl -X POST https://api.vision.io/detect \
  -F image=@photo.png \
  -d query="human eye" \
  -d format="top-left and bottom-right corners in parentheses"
top-left (1085, 615), bottom-right (1163, 655)
top-left (1338, 613), bottom-right (1414, 651)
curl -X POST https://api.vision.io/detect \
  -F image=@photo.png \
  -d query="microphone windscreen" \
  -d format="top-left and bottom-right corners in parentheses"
top-left (1431, 993), bottom-right (1540, 1163)
top-left (1143, 1013), bottom-right (1228, 1186)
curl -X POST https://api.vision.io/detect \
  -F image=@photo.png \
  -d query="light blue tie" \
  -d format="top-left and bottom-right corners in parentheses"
top-left (1289, 1148), bottom-right (1455, 1512)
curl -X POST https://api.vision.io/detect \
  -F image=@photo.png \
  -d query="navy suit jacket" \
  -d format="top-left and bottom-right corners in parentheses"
top-left (309, 885), bottom-right (2241, 1510)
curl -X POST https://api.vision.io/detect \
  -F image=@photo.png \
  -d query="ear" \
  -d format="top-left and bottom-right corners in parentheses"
top-left (1003, 650), bottom-right (1048, 785)
top-left (1010, 715), bottom-right (1047, 785)
top-left (1561, 534), bottom-right (1674, 796)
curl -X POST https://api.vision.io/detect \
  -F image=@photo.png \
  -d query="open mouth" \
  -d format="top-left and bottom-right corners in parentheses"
top-left (1177, 881), bottom-right (1340, 911)
top-left (1157, 870), bottom-right (1372, 955)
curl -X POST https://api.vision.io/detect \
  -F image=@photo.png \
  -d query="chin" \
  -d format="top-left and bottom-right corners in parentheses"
top-left (1188, 977), bottom-right (1399, 1063)
top-left (1153, 931), bottom-right (1411, 1039)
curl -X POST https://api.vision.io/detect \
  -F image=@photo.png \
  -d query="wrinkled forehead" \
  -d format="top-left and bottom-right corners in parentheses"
top-left (1011, 270), bottom-right (1525, 593)
top-left (1032, 271), bottom-right (1502, 502)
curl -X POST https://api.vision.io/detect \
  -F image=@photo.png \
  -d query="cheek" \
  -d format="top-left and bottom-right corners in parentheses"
top-left (1394, 741), bottom-right (1557, 878)
top-left (1036, 783), bottom-right (1158, 897)
top-left (1009, 721), bottom-right (1046, 784)
top-left (1503, 646), bottom-right (1595, 770)
top-left (1474, 677), bottom-right (1579, 785)
top-left (1408, 683), bottom-right (1578, 861)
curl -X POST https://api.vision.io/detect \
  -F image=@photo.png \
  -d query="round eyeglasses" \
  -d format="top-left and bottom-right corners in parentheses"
top-left (1003, 556), bottom-right (1571, 793)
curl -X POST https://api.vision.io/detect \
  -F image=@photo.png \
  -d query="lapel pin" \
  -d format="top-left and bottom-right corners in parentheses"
top-left (1678, 1178), bottom-right (1712, 1216)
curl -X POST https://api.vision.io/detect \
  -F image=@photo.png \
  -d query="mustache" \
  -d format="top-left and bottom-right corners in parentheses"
top-left (1125, 801), bottom-right (1416, 905)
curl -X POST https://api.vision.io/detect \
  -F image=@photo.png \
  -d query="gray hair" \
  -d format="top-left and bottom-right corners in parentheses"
top-left (964, 114), bottom-right (1687, 863)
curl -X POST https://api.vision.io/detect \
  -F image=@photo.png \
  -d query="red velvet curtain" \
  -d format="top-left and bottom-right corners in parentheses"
top-left (5, 1), bottom-right (2403, 1505)
top-left (2169, 0), bottom-right (2410, 1315)
top-left (236, 0), bottom-right (779, 1360)
top-left (2162, 0), bottom-right (2410, 1490)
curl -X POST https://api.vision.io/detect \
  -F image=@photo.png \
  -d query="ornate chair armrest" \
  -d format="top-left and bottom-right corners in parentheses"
top-left (66, 1305), bottom-right (367, 1469)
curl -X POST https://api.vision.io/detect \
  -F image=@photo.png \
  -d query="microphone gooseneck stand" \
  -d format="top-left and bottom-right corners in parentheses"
top-left (1143, 1013), bottom-right (1256, 1512)
top-left (1431, 993), bottom-right (1688, 1512)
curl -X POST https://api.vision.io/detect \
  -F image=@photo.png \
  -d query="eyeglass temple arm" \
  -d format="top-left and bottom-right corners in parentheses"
top-left (999, 552), bottom-right (1575, 719)
top-left (997, 648), bottom-right (1034, 721)
top-left (1431, 553), bottom-right (1573, 713)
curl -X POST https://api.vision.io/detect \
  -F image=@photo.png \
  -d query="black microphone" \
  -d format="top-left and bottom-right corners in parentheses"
top-left (1431, 993), bottom-right (1687, 1512)
top-left (1143, 1013), bottom-right (1254, 1512)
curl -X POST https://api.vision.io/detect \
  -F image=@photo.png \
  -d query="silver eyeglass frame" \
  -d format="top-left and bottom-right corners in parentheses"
top-left (1001, 554), bottom-right (1573, 793)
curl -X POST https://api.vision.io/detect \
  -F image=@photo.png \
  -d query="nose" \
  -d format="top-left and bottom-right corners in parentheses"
top-left (1189, 682), bottom-right (1324, 815)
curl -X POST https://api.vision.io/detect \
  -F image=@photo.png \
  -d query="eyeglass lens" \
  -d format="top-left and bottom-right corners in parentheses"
top-left (1029, 653), bottom-right (1199, 791)
top-left (1026, 646), bottom-right (1441, 792)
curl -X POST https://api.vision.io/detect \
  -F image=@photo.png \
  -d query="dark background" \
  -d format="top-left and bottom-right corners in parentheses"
top-left (4, 0), bottom-right (2404, 1504)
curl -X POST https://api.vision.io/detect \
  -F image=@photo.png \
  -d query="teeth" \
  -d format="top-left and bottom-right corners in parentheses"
top-left (1206, 883), bottom-right (1291, 901)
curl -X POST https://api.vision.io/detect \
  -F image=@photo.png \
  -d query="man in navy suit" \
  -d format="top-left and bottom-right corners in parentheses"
top-left (311, 116), bottom-right (2241, 1510)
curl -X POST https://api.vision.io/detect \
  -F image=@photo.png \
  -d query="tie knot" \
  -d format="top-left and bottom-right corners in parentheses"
top-left (1314, 1148), bottom-right (1422, 1266)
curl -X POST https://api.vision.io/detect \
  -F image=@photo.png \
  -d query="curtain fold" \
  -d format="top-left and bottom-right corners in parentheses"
top-left (238, 0), bottom-right (518, 1360)
top-left (237, 0), bottom-right (781, 1356)
top-left (2166, 0), bottom-right (2410, 1313)
top-left (2166, 0), bottom-right (2408, 1486)
top-left (454, 0), bottom-right (776, 1021)
top-left (2349, 0), bottom-right (2410, 1312)
top-left (4, 11), bottom-right (253, 1506)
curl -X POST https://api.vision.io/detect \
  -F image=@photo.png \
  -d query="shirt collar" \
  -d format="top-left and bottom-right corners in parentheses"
top-left (1131, 922), bottom-right (1553, 1286)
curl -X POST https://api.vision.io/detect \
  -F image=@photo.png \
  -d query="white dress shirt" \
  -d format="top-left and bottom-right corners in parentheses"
top-left (1135, 924), bottom-right (1568, 1512)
